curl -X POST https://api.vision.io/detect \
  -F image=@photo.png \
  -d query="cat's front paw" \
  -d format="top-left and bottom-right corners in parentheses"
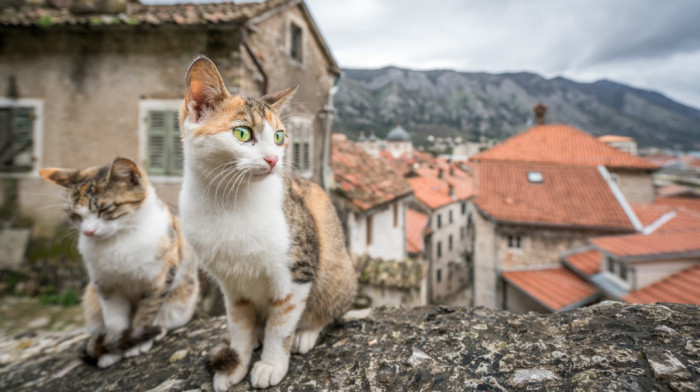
top-left (97, 352), bottom-right (123, 368)
top-left (250, 359), bottom-right (288, 389)
top-left (213, 367), bottom-right (248, 392)
top-left (84, 333), bottom-right (105, 359)
top-left (123, 339), bottom-right (153, 358)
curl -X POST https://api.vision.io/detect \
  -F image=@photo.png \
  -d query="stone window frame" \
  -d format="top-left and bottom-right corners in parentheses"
top-left (0, 98), bottom-right (44, 179)
top-left (138, 99), bottom-right (184, 184)
top-left (507, 234), bottom-right (522, 250)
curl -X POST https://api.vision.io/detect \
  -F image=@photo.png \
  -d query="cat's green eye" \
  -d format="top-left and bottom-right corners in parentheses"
top-left (273, 131), bottom-right (285, 145)
top-left (233, 127), bottom-right (252, 142)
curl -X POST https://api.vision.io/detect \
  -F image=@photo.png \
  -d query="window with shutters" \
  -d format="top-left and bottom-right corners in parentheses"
top-left (139, 100), bottom-right (184, 180)
top-left (0, 99), bottom-right (42, 174)
top-left (146, 110), bottom-right (183, 176)
top-left (290, 23), bottom-right (303, 63)
top-left (286, 116), bottom-right (313, 177)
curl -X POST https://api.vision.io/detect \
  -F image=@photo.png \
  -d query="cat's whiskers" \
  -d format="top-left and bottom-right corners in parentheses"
top-left (213, 168), bottom-right (239, 211)
top-left (224, 169), bottom-right (249, 210)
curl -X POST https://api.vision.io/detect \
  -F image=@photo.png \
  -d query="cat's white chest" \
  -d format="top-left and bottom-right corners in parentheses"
top-left (181, 175), bottom-right (290, 281)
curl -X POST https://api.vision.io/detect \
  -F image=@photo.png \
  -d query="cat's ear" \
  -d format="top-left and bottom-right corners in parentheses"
top-left (262, 85), bottom-right (298, 111)
top-left (184, 55), bottom-right (229, 122)
top-left (39, 168), bottom-right (80, 187)
top-left (109, 157), bottom-right (142, 186)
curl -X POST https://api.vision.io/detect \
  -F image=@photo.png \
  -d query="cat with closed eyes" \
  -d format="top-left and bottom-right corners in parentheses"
top-left (40, 157), bottom-right (199, 368)
top-left (178, 56), bottom-right (357, 390)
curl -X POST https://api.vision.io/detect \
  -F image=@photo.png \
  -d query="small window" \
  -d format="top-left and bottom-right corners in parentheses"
top-left (437, 241), bottom-right (442, 258)
top-left (449, 210), bottom-right (453, 224)
top-left (393, 203), bottom-right (398, 227)
top-left (436, 268), bottom-right (442, 283)
top-left (507, 235), bottom-right (522, 249)
top-left (366, 215), bottom-right (373, 246)
top-left (0, 106), bottom-right (35, 172)
top-left (619, 263), bottom-right (628, 281)
top-left (449, 235), bottom-right (453, 251)
top-left (461, 202), bottom-right (466, 215)
top-left (527, 171), bottom-right (543, 183)
top-left (437, 214), bottom-right (442, 229)
top-left (146, 110), bottom-right (183, 176)
top-left (290, 23), bottom-right (303, 62)
top-left (607, 258), bottom-right (615, 274)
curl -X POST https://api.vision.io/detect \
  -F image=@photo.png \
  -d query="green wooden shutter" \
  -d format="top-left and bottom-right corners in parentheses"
top-left (147, 111), bottom-right (168, 175)
top-left (147, 110), bottom-right (183, 176)
top-left (0, 107), bottom-right (34, 171)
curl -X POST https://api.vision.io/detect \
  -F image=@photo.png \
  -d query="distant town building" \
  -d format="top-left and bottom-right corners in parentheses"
top-left (598, 135), bottom-right (638, 155)
top-left (331, 134), bottom-right (413, 261)
top-left (385, 125), bottom-right (413, 158)
top-left (406, 159), bottom-right (474, 304)
top-left (356, 131), bottom-right (382, 159)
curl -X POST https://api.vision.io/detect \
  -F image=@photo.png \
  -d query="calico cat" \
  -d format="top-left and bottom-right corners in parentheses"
top-left (179, 56), bottom-right (357, 390)
top-left (39, 157), bottom-right (199, 368)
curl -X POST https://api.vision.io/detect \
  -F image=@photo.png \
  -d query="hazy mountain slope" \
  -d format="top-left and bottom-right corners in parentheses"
top-left (333, 67), bottom-right (700, 149)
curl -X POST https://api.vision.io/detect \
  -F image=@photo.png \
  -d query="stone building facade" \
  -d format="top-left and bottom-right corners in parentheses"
top-left (0, 0), bottom-right (340, 227)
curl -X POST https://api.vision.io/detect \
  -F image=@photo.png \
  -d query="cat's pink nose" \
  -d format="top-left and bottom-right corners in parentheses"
top-left (264, 156), bottom-right (279, 168)
top-left (83, 230), bottom-right (95, 237)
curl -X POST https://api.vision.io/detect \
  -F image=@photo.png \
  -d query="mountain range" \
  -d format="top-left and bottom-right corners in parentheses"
top-left (333, 67), bottom-right (700, 150)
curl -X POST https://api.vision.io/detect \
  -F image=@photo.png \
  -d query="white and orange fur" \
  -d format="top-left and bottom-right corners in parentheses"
top-left (39, 157), bottom-right (199, 368)
top-left (179, 56), bottom-right (356, 389)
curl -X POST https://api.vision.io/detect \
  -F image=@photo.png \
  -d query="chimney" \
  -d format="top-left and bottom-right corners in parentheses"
top-left (533, 103), bottom-right (547, 125)
top-left (448, 183), bottom-right (455, 199)
top-left (449, 167), bottom-right (454, 176)
top-left (438, 168), bottom-right (444, 179)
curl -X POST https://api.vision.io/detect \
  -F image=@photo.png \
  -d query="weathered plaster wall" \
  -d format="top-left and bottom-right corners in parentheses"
top-left (473, 209), bottom-right (497, 308)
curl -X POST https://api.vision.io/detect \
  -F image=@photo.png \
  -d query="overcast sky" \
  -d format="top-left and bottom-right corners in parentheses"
top-left (144, 0), bottom-right (700, 109)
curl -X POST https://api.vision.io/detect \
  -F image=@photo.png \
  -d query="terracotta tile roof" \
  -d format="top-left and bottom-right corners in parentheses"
top-left (0, 0), bottom-right (288, 27)
top-left (590, 230), bottom-right (700, 259)
top-left (407, 163), bottom-right (473, 210)
top-left (564, 249), bottom-right (602, 277)
top-left (473, 161), bottom-right (635, 230)
top-left (502, 268), bottom-right (598, 311)
top-left (623, 264), bottom-right (700, 305)
top-left (655, 197), bottom-right (700, 214)
top-left (631, 203), bottom-right (673, 227)
top-left (406, 209), bottom-right (428, 254)
top-left (471, 124), bottom-right (658, 170)
top-left (332, 134), bottom-right (413, 212)
top-left (654, 209), bottom-right (700, 233)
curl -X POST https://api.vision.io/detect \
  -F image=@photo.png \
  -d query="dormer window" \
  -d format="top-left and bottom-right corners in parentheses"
top-left (527, 171), bottom-right (543, 183)
top-left (290, 23), bottom-right (303, 62)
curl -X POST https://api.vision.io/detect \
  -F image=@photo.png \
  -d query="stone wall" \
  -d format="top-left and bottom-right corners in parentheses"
top-left (614, 170), bottom-right (655, 204)
top-left (1, 302), bottom-right (698, 391)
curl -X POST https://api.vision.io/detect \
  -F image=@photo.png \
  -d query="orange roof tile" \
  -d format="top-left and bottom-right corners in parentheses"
top-left (623, 264), bottom-right (700, 305)
top-left (332, 135), bottom-right (413, 212)
top-left (471, 124), bottom-right (658, 170)
top-left (407, 163), bottom-right (473, 210)
top-left (654, 209), bottom-right (700, 233)
top-left (406, 209), bottom-right (429, 254)
top-left (590, 230), bottom-right (700, 258)
top-left (564, 249), bottom-right (602, 277)
top-left (655, 197), bottom-right (700, 214)
top-left (502, 268), bottom-right (598, 311)
top-left (473, 162), bottom-right (635, 230)
top-left (631, 203), bottom-right (674, 227)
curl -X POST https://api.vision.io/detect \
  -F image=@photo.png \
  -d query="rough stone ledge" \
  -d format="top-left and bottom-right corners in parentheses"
top-left (1, 301), bottom-right (699, 391)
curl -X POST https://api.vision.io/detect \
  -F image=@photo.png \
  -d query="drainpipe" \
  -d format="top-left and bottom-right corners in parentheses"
top-left (321, 72), bottom-right (342, 192)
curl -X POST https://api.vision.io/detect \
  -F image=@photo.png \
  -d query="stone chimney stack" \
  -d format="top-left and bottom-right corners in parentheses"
top-left (533, 103), bottom-right (547, 125)
top-left (438, 168), bottom-right (444, 179)
top-left (448, 183), bottom-right (455, 199)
